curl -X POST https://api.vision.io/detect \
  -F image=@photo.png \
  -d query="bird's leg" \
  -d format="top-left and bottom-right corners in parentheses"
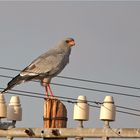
top-left (47, 84), bottom-right (54, 97)
top-left (45, 86), bottom-right (49, 97)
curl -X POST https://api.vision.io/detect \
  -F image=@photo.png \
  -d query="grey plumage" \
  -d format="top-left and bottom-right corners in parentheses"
top-left (1, 37), bottom-right (75, 94)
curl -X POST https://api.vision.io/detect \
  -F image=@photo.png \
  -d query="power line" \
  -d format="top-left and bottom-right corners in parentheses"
top-left (1, 74), bottom-right (140, 99)
top-left (0, 67), bottom-right (20, 72)
top-left (1, 66), bottom-right (140, 90)
top-left (0, 67), bottom-right (140, 117)
top-left (57, 75), bottom-right (140, 90)
top-left (6, 90), bottom-right (140, 117)
top-left (116, 105), bottom-right (140, 112)
top-left (116, 110), bottom-right (140, 117)
top-left (1, 87), bottom-right (140, 117)
top-left (89, 104), bottom-right (140, 117)
top-left (0, 87), bottom-right (99, 104)
top-left (51, 82), bottom-right (140, 98)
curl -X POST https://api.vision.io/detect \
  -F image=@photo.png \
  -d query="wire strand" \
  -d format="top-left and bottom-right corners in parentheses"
top-left (1, 87), bottom-right (140, 116)
top-left (0, 87), bottom-right (99, 104)
top-left (0, 67), bottom-right (140, 117)
top-left (1, 66), bottom-right (140, 90)
top-left (1, 74), bottom-right (140, 99)
top-left (7, 90), bottom-right (140, 117)
top-left (6, 91), bottom-right (140, 117)
top-left (116, 110), bottom-right (140, 117)
top-left (116, 105), bottom-right (140, 112)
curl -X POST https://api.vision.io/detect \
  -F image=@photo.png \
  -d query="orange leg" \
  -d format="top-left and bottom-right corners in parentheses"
top-left (45, 84), bottom-right (54, 97)
top-left (45, 86), bottom-right (49, 96)
top-left (48, 84), bottom-right (54, 96)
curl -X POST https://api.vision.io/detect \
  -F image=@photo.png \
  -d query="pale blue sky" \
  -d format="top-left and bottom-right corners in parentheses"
top-left (0, 1), bottom-right (140, 140)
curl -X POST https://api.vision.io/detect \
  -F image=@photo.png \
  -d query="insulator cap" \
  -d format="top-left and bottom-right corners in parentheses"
top-left (0, 94), bottom-right (7, 118)
top-left (7, 96), bottom-right (22, 121)
top-left (100, 96), bottom-right (116, 121)
top-left (73, 95), bottom-right (89, 121)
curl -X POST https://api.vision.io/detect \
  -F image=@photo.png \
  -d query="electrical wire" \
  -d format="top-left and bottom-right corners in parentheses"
top-left (0, 66), bottom-right (140, 117)
top-left (0, 87), bottom-right (99, 104)
top-left (1, 74), bottom-right (140, 99)
top-left (116, 110), bottom-right (140, 117)
top-left (101, 104), bottom-right (140, 117)
top-left (89, 104), bottom-right (140, 117)
top-left (51, 82), bottom-right (140, 98)
top-left (0, 66), bottom-right (140, 90)
top-left (57, 76), bottom-right (140, 90)
top-left (1, 86), bottom-right (140, 113)
top-left (6, 90), bottom-right (140, 117)
top-left (1, 74), bottom-right (140, 115)
top-left (7, 90), bottom-right (77, 104)
top-left (1, 87), bottom-right (140, 117)
top-left (116, 105), bottom-right (140, 112)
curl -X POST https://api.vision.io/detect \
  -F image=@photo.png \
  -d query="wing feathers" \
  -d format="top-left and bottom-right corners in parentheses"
top-left (20, 53), bottom-right (63, 77)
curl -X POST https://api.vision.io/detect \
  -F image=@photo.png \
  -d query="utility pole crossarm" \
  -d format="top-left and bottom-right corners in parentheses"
top-left (0, 128), bottom-right (140, 138)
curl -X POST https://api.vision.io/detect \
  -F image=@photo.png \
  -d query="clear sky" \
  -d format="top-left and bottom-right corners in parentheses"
top-left (0, 1), bottom-right (140, 140)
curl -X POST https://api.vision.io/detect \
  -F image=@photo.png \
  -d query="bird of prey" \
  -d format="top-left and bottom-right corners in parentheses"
top-left (1, 37), bottom-right (75, 96)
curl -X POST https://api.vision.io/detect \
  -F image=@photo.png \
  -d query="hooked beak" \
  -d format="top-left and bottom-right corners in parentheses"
top-left (68, 40), bottom-right (75, 47)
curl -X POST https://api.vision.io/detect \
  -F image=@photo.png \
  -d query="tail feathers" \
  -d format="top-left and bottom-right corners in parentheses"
top-left (1, 74), bottom-right (39, 94)
top-left (1, 74), bottom-right (25, 93)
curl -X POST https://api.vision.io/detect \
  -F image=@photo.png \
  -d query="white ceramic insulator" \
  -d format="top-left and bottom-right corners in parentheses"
top-left (100, 96), bottom-right (116, 121)
top-left (0, 94), bottom-right (7, 118)
top-left (73, 95), bottom-right (89, 121)
top-left (7, 96), bottom-right (22, 121)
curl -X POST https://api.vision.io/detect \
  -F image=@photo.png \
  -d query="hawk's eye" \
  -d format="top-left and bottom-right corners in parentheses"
top-left (66, 39), bottom-right (74, 43)
top-left (66, 40), bottom-right (70, 43)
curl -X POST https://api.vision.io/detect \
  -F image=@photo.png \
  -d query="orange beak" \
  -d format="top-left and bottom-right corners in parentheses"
top-left (68, 40), bottom-right (75, 47)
